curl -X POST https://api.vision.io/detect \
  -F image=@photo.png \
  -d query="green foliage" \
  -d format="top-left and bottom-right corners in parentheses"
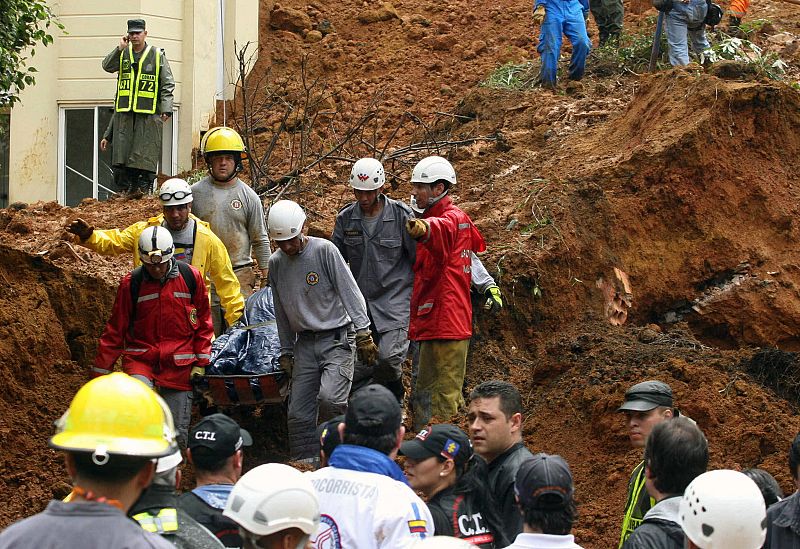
top-left (737, 18), bottom-right (770, 36)
top-left (184, 169), bottom-right (208, 185)
top-left (701, 36), bottom-right (788, 80)
top-left (480, 62), bottom-right (539, 90)
top-left (0, 1), bottom-right (64, 107)
top-left (589, 21), bottom-right (668, 75)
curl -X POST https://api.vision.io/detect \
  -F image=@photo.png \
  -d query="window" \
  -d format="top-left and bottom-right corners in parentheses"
top-left (0, 111), bottom-right (9, 208)
top-left (58, 106), bottom-right (177, 206)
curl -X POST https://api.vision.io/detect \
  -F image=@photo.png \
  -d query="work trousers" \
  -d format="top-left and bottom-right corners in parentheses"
top-left (665, 0), bottom-right (710, 66)
top-left (411, 339), bottom-right (470, 431)
top-left (590, 0), bottom-right (624, 43)
top-left (132, 374), bottom-right (193, 450)
top-left (537, 0), bottom-right (592, 87)
top-left (211, 265), bottom-right (257, 335)
top-left (351, 327), bottom-right (409, 400)
top-left (288, 326), bottom-right (355, 460)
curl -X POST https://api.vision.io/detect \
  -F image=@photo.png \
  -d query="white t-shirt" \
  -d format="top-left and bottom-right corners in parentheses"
top-left (307, 466), bottom-right (434, 548)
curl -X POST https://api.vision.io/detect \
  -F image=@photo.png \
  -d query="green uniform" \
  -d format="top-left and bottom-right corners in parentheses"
top-left (102, 44), bottom-right (175, 190)
top-left (590, 0), bottom-right (623, 46)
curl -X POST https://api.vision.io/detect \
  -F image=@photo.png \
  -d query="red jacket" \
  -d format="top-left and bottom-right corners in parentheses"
top-left (409, 196), bottom-right (486, 341)
top-left (94, 262), bottom-right (213, 390)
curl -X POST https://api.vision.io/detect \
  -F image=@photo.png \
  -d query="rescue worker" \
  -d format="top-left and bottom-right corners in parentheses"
top-left (192, 127), bottom-right (271, 333)
top-left (401, 424), bottom-right (509, 547)
top-left (617, 380), bottom-right (680, 548)
top-left (179, 414), bottom-right (254, 548)
top-left (0, 373), bottom-right (176, 548)
top-left (102, 18), bottom-right (174, 196)
top-left (622, 417), bottom-right (708, 549)
top-left (727, 0), bottom-right (750, 34)
top-left (223, 463), bottom-right (320, 549)
top-left (93, 227), bottom-right (213, 448)
top-left (307, 384), bottom-right (434, 546)
top-left (764, 432), bottom-right (800, 547)
top-left (680, 470), bottom-right (767, 549)
top-left (66, 177), bottom-right (244, 330)
top-left (267, 199), bottom-right (378, 462)
top-left (129, 450), bottom-right (224, 548)
top-left (332, 158), bottom-right (417, 402)
top-left (507, 454), bottom-right (583, 548)
top-left (664, 0), bottom-right (710, 66)
top-left (406, 156), bottom-right (486, 430)
top-left (467, 380), bottom-right (534, 546)
top-left (590, 0), bottom-right (623, 46)
top-left (533, 0), bottom-right (592, 89)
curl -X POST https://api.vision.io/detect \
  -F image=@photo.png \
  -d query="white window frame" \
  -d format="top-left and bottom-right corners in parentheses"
top-left (57, 104), bottom-right (179, 204)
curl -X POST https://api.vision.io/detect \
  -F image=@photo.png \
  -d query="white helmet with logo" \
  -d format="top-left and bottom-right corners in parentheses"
top-left (223, 463), bottom-right (320, 547)
top-left (679, 469), bottom-right (767, 549)
top-left (411, 156), bottom-right (457, 189)
top-left (349, 158), bottom-right (386, 191)
top-left (159, 178), bottom-right (193, 206)
top-left (267, 200), bottom-right (307, 241)
top-left (138, 226), bottom-right (174, 265)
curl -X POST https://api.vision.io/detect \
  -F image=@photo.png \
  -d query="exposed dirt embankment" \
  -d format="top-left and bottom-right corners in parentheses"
top-left (0, 243), bottom-right (115, 525)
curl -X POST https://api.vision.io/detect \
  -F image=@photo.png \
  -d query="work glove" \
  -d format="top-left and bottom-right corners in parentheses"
top-left (355, 330), bottom-right (380, 365)
top-left (405, 218), bottom-right (429, 240)
top-left (484, 285), bottom-right (504, 312)
top-left (279, 354), bottom-right (294, 377)
top-left (533, 4), bottom-right (546, 23)
top-left (67, 218), bottom-right (94, 241)
top-left (190, 366), bottom-right (205, 379)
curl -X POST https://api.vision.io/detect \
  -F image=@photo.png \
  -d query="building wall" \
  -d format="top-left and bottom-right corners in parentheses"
top-left (8, 0), bottom-right (257, 204)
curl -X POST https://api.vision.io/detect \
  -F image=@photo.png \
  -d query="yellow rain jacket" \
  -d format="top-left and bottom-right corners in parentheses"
top-left (84, 213), bottom-right (244, 326)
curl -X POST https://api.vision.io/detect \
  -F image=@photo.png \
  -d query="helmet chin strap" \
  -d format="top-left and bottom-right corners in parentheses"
top-left (424, 189), bottom-right (449, 211)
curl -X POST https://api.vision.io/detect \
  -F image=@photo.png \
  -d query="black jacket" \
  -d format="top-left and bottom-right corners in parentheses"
top-left (177, 491), bottom-right (241, 548)
top-left (765, 491), bottom-right (800, 548)
top-left (428, 485), bottom-right (497, 548)
top-left (486, 441), bottom-right (534, 546)
top-left (621, 496), bottom-right (684, 549)
top-left (129, 485), bottom-right (223, 549)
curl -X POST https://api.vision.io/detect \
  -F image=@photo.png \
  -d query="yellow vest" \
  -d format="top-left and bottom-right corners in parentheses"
top-left (618, 461), bottom-right (656, 548)
top-left (115, 44), bottom-right (160, 114)
top-left (133, 507), bottom-right (179, 534)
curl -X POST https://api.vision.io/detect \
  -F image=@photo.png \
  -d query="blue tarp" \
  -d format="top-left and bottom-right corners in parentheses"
top-left (207, 286), bottom-right (281, 375)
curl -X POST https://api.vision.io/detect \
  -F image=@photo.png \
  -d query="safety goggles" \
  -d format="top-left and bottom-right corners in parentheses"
top-left (159, 190), bottom-right (192, 202)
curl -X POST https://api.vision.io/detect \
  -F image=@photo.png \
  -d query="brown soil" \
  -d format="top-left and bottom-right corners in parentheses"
top-left (2, 0), bottom-right (800, 546)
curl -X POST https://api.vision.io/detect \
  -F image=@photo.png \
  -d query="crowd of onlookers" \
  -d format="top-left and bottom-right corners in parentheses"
top-left (1, 374), bottom-right (795, 549)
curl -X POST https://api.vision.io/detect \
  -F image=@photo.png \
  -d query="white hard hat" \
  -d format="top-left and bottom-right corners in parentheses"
top-left (679, 469), bottom-right (767, 549)
top-left (159, 178), bottom-right (193, 206)
top-left (223, 463), bottom-right (320, 541)
top-left (418, 537), bottom-right (474, 548)
top-left (267, 200), bottom-right (306, 241)
top-left (138, 226), bottom-right (174, 265)
top-left (155, 449), bottom-right (183, 473)
top-left (349, 158), bottom-right (385, 191)
top-left (410, 156), bottom-right (456, 188)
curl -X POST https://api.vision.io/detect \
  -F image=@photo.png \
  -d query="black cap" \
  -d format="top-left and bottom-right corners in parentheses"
top-left (399, 424), bottom-right (473, 467)
top-left (127, 19), bottom-right (146, 32)
top-left (618, 380), bottom-right (674, 412)
top-left (345, 384), bottom-right (402, 437)
top-left (189, 413), bottom-right (252, 458)
top-left (316, 415), bottom-right (344, 457)
top-left (515, 453), bottom-right (574, 510)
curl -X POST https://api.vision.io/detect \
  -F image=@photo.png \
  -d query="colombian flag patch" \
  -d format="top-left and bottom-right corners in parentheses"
top-left (408, 519), bottom-right (427, 534)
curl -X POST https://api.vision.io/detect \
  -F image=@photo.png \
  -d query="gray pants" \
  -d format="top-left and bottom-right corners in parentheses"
top-left (288, 326), bottom-right (355, 460)
top-left (132, 374), bottom-right (193, 450)
top-left (352, 327), bottom-right (409, 399)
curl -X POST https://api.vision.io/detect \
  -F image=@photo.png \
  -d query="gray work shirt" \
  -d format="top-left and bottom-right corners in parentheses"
top-left (0, 500), bottom-right (174, 549)
top-left (331, 195), bottom-right (416, 333)
top-left (190, 176), bottom-right (271, 270)
top-left (268, 236), bottom-right (370, 354)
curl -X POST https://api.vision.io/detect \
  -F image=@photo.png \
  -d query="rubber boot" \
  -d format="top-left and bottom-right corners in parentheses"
top-left (384, 378), bottom-right (405, 405)
top-left (727, 16), bottom-right (743, 37)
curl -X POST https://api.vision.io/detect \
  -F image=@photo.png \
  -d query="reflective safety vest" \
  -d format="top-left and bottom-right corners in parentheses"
top-left (618, 460), bottom-right (656, 548)
top-left (116, 44), bottom-right (160, 114)
top-left (133, 507), bottom-right (179, 534)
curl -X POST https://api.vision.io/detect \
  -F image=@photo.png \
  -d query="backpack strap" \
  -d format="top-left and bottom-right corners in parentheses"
top-left (127, 262), bottom-right (197, 334)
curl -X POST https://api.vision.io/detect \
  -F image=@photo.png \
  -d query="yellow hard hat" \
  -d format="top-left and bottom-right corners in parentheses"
top-left (49, 373), bottom-right (177, 462)
top-left (200, 126), bottom-right (248, 159)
